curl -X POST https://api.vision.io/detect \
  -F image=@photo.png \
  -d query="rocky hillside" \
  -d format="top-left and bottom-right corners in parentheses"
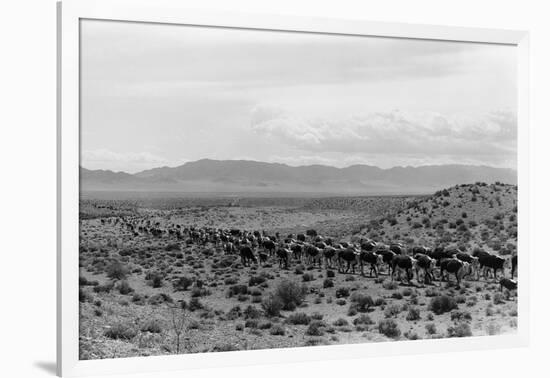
top-left (356, 182), bottom-right (518, 256)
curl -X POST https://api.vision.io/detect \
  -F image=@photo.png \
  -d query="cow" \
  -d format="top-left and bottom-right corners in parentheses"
top-left (475, 251), bottom-right (507, 280)
top-left (290, 243), bottom-right (303, 261)
top-left (455, 252), bottom-right (480, 280)
top-left (239, 246), bottom-right (257, 266)
top-left (305, 244), bottom-right (322, 267)
top-left (430, 246), bottom-right (455, 263)
top-left (338, 247), bottom-right (360, 274)
top-left (306, 229), bottom-right (318, 238)
top-left (390, 255), bottom-right (416, 284)
top-left (389, 243), bottom-right (405, 255)
top-left (296, 233), bottom-right (306, 242)
top-left (262, 239), bottom-right (276, 256)
top-left (360, 240), bottom-right (377, 252)
top-left (276, 248), bottom-right (292, 269)
top-left (359, 251), bottom-right (383, 277)
top-left (258, 251), bottom-right (269, 265)
top-left (323, 246), bottom-right (337, 269)
top-left (375, 249), bottom-right (396, 274)
top-left (414, 253), bottom-right (436, 284)
top-left (499, 277), bottom-right (517, 292)
top-left (439, 258), bottom-right (471, 288)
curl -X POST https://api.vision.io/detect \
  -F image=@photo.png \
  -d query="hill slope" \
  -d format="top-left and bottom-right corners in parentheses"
top-left (356, 182), bottom-right (518, 255)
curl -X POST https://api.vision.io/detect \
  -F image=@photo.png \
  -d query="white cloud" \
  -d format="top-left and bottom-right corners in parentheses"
top-left (250, 106), bottom-right (516, 167)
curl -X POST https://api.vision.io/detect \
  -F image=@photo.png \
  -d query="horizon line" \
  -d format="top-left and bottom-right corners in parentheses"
top-left (80, 158), bottom-right (518, 175)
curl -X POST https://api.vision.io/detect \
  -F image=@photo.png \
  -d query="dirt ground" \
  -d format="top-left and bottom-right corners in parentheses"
top-left (78, 184), bottom-right (518, 360)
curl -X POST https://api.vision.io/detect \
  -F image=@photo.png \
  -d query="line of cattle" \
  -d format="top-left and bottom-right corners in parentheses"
top-left (105, 217), bottom-right (518, 291)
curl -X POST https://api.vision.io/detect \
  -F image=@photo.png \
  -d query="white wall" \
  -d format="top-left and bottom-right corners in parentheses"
top-left (0, 0), bottom-right (548, 377)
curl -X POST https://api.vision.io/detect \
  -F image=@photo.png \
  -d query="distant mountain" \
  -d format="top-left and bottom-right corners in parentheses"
top-left (80, 159), bottom-right (517, 195)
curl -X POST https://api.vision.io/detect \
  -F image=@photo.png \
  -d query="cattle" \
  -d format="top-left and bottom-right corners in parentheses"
top-left (304, 244), bottom-right (322, 267)
top-left (290, 243), bottom-right (303, 261)
top-left (338, 247), bottom-right (360, 274)
top-left (323, 246), bottom-right (337, 269)
top-left (276, 248), bottom-right (292, 269)
top-left (262, 239), bottom-right (277, 256)
top-left (430, 246), bottom-right (455, 263)
top-left (511, 255), bottom-right (517, 278)
top-left (389, 243), bottom-right (405, 255)
top-left (375, 249), bottom-right (396, 274)
top-left (390, 255), bottom-right (416, 283)
top-left (359, 251), bottom-right (383, 277)
top-left (306, 229), bottom-right (318, 238)
top-left (455, 252), bottom-right (480, 280)
top-left (439, 258), bottom-right (471, 288)
top-left (474, 251), bottom-right (507, 280)
top-left (297, 233), bottom-right (306, 242)
top-left (230, 229), bottom-right (242, 237)
top-left (414, 253), bottom-right (436, 284)
top-left (360, 240), bottom-right (377, 252)
top-left (258, 251), bottom-right (268, 265)
top-left (499, 277), bottom-right (517, 292)
top-left (239, 246), bottom-right (257, 266)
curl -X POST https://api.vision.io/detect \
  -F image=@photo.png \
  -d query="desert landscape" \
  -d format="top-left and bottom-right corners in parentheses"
top-left (79, 181), bottom-right (518, 360)
top-left (78, 20), bottom-right (519, 361)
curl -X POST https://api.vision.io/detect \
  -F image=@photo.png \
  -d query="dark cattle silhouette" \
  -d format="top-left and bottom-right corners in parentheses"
top-left (304, 244), bottom-right (322, 267)
top-left (359, 251), bottom-right (383, 277)
top-left (306, 229), bottom-right (318, 238)
top-left (338, 247), bottom-right (359, 274)
top-left (375, 249), bottom-right (396, 274)
top-left (258, 251), bottom-right (268, 265)
top-left (290, 243), bottom-right (303, 261)
top-left (276, 248), bottom-right (292, 269)
top-left (239, 246), bottom-right (257, 266)
top-left (414, 253), bottom-right (436, 284)
top-left (323, 246), bottom-right (337, 269)
top-left (391, 255), bottom-right (416, 283)
top-left (430, 246), bottom-right (455, 263)
top-left (389, 243), bottom-right (405, 255)
top-left (474, 250), bottom-right (507, 279)
top-left (361, 240), bottom-right (377, 252)
top-left (511, 255), bottom-right (517, 277)
top-left (262, 239), bottom-right (277, 256)
top-left (440, 258), bottom-right (471, 288)
top-left (500, 277), bottom-right (517, 292)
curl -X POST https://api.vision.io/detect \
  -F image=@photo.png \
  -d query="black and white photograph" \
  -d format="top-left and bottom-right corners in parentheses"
top-left (78, 19), bottom-right (519, 360)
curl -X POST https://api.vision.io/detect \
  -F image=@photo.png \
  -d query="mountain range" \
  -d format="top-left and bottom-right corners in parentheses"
top-left (80, 159), bottom-right (517, 195)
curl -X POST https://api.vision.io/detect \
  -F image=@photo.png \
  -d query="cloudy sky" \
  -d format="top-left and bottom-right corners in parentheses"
top-left (80, 19), bottom-right (517, 173)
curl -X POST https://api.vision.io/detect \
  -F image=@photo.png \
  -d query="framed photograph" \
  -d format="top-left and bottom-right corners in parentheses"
top-left (58, 0), bottom-right (529, 376)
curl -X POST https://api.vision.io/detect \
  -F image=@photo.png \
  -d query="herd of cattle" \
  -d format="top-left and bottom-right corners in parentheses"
top-left (101, 216), bottom-right (518, 291)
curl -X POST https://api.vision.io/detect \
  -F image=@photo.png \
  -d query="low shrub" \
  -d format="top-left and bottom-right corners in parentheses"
top-left (116, 280), bottom-right (134, 295)
top-left (305, 320), bottom-right (326, 336)
top-left (104, 322), bottom-right (136, 340)
top-left (447, 322), bottom-right (472, 338)
top-left (335, 287), bottom-right (350, 298)
top-left (425, 323), bottom-right (437, 335)
top-left (261, 295), bottom-right (284, 317)
top-left (286, 312), bottom-right (312, 325)
top-left (274, 280), bottom-right (307, 311)
top-left (406, 307), bottom-right (421, 321)
top-left (106, 261), bottom-right (129, 280)
top-left (141, 319), bottom-right (162, 333)
top-left (270, 324), bottom-right (286, 336)
top-left (378, 319), bottom-right (401, 339)
top-left (429, 295), bottom-right (457, 315)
